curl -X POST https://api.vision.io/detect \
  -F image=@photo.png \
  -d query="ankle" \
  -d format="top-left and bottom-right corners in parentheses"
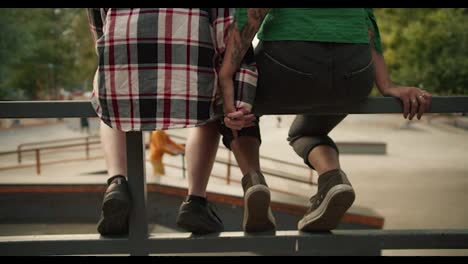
top-left (317, 169), bottom-right (350, 187)
top-left (241, 171), bottom-right (268, 192)
top-left (186, 194), bottom-right (207, 204)
top-left (315, 166), bottom-right (340, 176)
top-left (107, 175), bottom-right (126, 185)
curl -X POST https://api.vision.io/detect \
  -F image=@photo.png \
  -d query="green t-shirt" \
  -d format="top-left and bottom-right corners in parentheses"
top-left (235, 8), bottom-right (383, 53)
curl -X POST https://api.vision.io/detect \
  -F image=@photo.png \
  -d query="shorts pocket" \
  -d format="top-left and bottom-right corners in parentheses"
top-left (263, 51), bottom-right (317, 79)
top-left (344, 58), bottom-right (374, 79)
top-left (343, 58), bottom-right (375, 99)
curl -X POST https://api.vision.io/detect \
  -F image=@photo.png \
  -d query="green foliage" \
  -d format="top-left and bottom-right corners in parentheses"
top-left (0, 8), bottom-right (95, 100)
top-left (375, 8), bottom-right (468, 95)
top-left (1, 8), bottom-right (467, 100)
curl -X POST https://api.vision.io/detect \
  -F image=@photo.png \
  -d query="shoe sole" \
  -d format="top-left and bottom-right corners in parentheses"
top-left (243, 185), bottom-right (276, 232)
top-left (298, 184), bottom-right (355, 232)
top-left (97, 191), bottom-right (130, 236)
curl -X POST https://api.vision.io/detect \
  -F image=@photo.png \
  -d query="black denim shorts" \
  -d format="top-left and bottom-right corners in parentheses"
top-left (252, 40), bottom-right (375, 114)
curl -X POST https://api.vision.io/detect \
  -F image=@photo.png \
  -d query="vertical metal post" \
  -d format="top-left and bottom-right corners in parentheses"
top-left (35, 149), bottom-right (41, 175)
top-left (85, 137), bottom-right (90, 160)
top-left (181, 153), bottom-right (186, 179)
top-left (17, 146), bottom-right (22, 164)
top-left (126, 132), bottom-right (149, 256)
top-left (227, 151), bottom-right (232, 185)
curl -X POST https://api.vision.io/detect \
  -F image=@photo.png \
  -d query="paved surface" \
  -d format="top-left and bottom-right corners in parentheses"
top-left (1, 114), bottom-right (467, 256)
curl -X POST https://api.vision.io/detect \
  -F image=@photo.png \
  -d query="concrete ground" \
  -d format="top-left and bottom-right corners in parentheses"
top-left (0, 114), bottom-right (467, 256)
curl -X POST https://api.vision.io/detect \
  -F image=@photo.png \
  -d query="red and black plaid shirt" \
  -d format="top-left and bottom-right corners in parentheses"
top-left (87, 8), bottom-right (257, 131)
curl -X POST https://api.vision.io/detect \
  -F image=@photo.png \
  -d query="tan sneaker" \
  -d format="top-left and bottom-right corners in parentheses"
top-left (298, 169), bottom-right (355, 232)
top-left (242, 171), bottom-right (276, 232)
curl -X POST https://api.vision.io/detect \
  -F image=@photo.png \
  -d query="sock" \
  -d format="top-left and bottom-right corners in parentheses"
top-left (187, 194), bottom-right (207, 204)
top-left (107, 175), bottom-right (126, 185)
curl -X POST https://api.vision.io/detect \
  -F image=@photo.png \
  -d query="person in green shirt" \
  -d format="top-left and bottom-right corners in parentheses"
top-left (219, 8), bottom-right (433, 232)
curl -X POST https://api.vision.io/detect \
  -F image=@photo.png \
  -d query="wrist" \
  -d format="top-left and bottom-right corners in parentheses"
top-left (219, 74), bottom-right (233, 83)
top-left (378, 82), bottom-right (395, 95)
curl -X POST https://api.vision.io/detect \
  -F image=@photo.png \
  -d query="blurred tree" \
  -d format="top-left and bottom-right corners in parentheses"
top-left (1, 8), bottom-right (466, 100)
top-left (0, 9), bottom-right (33, 99)
top-left (1, 8), bottom-right (95, 100)
top-left (67, 9), bottom-right (96, 93)
top-left (375, 8), bottom-right (468, 95)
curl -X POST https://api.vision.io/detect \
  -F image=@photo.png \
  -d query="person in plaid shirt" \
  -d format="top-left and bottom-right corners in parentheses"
top-left (87, 8), bottom-right (276, 235)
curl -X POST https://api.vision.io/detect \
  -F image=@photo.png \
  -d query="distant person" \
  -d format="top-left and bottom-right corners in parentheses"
top-left (149, 131), bottom-right (185, 176)
top-left (10, 119), bottom-right (21, 127)
top-left (80, 117), bottom-right (90, 134)
top-left (276, 116), bottom-right (282, 128)
top-left (219, 8), bottom-right (433, 232)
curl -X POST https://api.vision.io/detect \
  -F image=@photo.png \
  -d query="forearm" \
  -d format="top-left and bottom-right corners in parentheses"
top-left (371, 47), bottom-right (394, 95)
top-left (219, 8), bottom-right (269, 83)
top-left (366, 8), bottom-right (390, 94)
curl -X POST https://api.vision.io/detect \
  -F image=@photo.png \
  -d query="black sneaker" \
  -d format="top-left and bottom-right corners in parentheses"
top-left (298, 169), bottom-right (355, 232)
top-left (97, 175), bottom-right (131, 236)
top-left (176, 196), bottom-right (224, 234)
top-left (242, 171), bottom-right (276, 232)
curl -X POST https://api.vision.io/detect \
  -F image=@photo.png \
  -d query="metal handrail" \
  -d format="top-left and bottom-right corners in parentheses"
top-left (166, 133), bottom-right (314, 184)
top-left (16, 135), bottom-right (99, 164)
top-left (0, 99), bottom-right (467, 256)
top-left (0, 140), bottom-right (100, 174)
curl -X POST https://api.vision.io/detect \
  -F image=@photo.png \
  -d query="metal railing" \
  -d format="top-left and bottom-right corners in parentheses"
top-left (0, 133), bottom-right (314, 193)
top-left (1, 97), bottom-right (468, 256)
top-left (0, 137), bottom-right (102, 174)
top-left (16, 136), bottom-right (100, 164)
top-left (166, 133), bottom-right (314, 186)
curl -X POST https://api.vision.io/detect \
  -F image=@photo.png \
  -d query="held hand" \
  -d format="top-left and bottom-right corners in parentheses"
top-left (224, 107), bottom-right (256, 130)
top-left (219, 75), bottom-right (256, 131)
top-left (382, 85), bottom-right (432, 120)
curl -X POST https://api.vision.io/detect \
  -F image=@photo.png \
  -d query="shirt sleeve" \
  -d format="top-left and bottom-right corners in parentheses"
top-left (365, 8), bottom-right (383, 54)
top-left (211, 8), bottom-right (258, 112)
top-left (86, 8), bottom-right (107, 43)
top-left (234, 8), bottom-right (249, 31)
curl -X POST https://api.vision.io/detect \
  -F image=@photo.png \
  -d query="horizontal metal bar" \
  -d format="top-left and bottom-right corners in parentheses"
top-left (337, 142), bottom-right (387, 155)
top-left (298, 229), bottom-right (468, 252)
top-left (0, 100), bottom-right (97, 118)
top-left (18, 135), bottom-right (99, 148)
top-left (147, 231), bottom-right (296, 254)
top-left (170, 133), bottom-right (312, 169)
top-left (252, 96), bottom-right (468, 115)
top-left (0, 141), bottom-right (100, 156)
top-left (0, 234), bottom-right (129, 256)
top-left (214, 157), bottom-right (312, 185)
top-left (1, 229), bottom-right (467, 255)
top-left (1, 96), bottom-right (468, 118)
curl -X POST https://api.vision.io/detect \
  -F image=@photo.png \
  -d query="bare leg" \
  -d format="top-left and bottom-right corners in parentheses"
top-left (186, 121), bottom-right (220, 197)
top-left (230, 136), bottom-right (276, 232)
top-left (100, 120), bottom-right (127, 178)
top-left (230, 136), bottom-right (261, 175)
top-left (307, 145), bottom-right (340, 176)
top-left (97, 121), bottom-right (131, 236)
top-left (299, 145), bottom-right (354, 232)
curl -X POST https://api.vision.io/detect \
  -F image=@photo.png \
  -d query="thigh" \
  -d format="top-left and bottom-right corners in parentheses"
top-left (288, 114), bottom-right (347, 139)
